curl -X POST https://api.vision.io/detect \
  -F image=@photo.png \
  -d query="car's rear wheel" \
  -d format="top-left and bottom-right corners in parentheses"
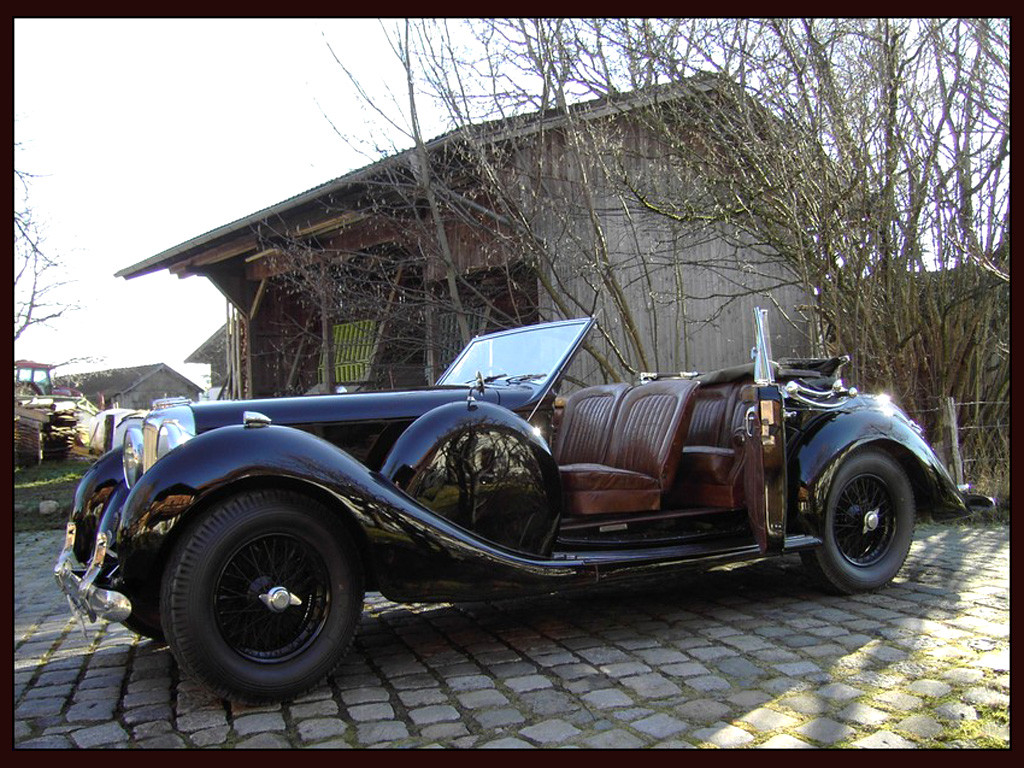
top-left (801, 449), bottom-right (914, 594)
top-left (161, 490), bottom-right (363, 703)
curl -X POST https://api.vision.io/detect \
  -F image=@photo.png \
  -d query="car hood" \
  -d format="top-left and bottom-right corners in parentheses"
top-left (188, 384), bottom-right (540, 433)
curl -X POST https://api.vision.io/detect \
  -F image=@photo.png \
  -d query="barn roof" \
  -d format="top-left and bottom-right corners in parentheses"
top-left (58, 363), bottom-right (203, 401)
top-left (115, 79), bottom-right (717, 282)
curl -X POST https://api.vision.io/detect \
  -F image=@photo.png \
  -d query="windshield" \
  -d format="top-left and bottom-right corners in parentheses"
top-left (436, 318), bottom-right (593, 391)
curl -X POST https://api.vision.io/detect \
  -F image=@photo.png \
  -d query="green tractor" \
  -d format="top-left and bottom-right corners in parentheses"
top-left (14, 360), bottom-right (97, 467)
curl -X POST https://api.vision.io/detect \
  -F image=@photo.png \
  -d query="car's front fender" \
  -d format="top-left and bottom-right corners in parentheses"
top-left (113, 424), bottom-right (373, 585)
top-left (69, 448), bottom-right (127, 564)
top-left (790, 397), bottom-right (968, 536)
top-left (381, 400), bottom-right (562, 557)
top-left (112, 422), bottom-right (588, 603)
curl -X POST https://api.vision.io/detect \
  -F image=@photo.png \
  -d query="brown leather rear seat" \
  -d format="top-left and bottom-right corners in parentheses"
top-left (663, 379), bottom-right (750, 509)
top-left (556, 379), bottom-right (700, 516)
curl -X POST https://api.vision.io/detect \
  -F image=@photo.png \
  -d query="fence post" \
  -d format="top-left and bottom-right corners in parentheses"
top-left (945, 396), bottom-right (965, 486)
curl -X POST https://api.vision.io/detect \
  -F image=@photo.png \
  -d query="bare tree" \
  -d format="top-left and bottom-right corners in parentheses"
top-left (407, 19), bottom-right (812, 379)
top-left (293, 17), bottom-right (1007, 486)
top-left (448, 20), bottom-right (1006, 381)
top-left (448, 18), bottom-right (1007, 484)
top-left (14, 160), bottom-right (77, 342)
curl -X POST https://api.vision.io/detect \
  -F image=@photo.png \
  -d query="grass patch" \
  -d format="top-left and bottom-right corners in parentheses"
top-left (966, 496), bottom-right (1010, 526)
top-left (14, 457), bottom-right (93, 532)
top-left (932, 711), bottom-right (1008, 749)
top-left (14, 459), bottom-right (91, 489)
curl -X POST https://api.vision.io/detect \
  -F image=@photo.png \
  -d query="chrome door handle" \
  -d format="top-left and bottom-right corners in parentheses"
top-left (745, 406), bottom-right (757, 438)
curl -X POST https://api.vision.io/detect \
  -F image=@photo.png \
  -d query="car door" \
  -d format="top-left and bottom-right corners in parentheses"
top-left (742, 308), bottom-right (787, 554)
top-left (743, 384), bottom-right (787, 553)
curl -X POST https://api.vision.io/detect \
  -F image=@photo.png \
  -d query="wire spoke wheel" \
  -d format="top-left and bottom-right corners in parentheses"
top-left (214, 533), bottom-right (331, 662)
top-left (801, 450), bottom-right (914, 594)
top-left (831, 475), bottom-right (895, 567)
top-left (162, 490), bottom-right (364, 703)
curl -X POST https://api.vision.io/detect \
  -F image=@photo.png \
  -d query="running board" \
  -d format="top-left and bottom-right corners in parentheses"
top-left (560, 505), bottom-right (739, 532)
top-left (782, 534), bottom-right (822, 551)
top-left (554, 532), bottom-right (822, 565)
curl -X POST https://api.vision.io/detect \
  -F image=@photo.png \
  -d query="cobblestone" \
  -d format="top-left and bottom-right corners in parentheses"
top-left (691, 722), bottom-right (754, 747)
top-left (14, 524), bottom-right (1008, 749)
top-left (739, 706), bottom-right (800, 731)
top-left (836, 702), bottom-right (889, 726)
top-left (852, 730), bottom-right (917, 749)
top-left (794, 717), bottom-right (856, 745)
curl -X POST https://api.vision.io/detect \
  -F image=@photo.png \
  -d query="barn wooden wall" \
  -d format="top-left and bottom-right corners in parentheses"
top-left (505, 122), bottom-right (812, 386)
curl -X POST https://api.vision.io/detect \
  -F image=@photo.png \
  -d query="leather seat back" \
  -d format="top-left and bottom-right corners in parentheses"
top-left (666, 379), bottom-right (750, 509)
top-left (606, 379), bottom-right (700, 489)
top-left (552, 383), bottom-right (631, 466)
top-left (687, 384), bottom-right (734, 446)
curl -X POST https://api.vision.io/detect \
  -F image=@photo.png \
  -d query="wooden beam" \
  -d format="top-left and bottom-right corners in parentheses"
top-left (249, 278), bottom-right (268, 320)
top-left (245, 247), bottom-right (284, 263)
top-left (247, 258), bottom-right (288, 281)
top-left (244, 219), bottom-right (410, 281)
top-left (318, 219), bottom-right (407, 252)
top-left (168, 236), bottom-right (258, 277)
top-left (289, 211), bottom-right (367, 239)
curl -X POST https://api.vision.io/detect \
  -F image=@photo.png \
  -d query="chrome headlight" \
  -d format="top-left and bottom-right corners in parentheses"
top-left (157, 420), bottom-right (191, 458)
top-left (122, 404), bottom-right (195, 488)
top-left (143, 405), bottom-right (195, 471)
top-left (123, 424), bottom-right (144, 488)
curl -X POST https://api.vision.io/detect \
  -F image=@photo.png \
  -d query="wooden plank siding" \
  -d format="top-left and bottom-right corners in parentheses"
top-left (511, 123), bottom-right (811, 386)
top-left (151, 89), bottom-right (819, 397)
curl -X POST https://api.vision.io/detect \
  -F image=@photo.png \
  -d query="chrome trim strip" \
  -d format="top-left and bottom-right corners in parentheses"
top-left (783, 379), bottom-right (859, 409)
top-left (150, 396), bottom-right (191, 410)
top-left (140, 404), bottom-right (196, 477)
top-left (782, 534), bottom-right (823, 551)
top-left (123, 423), bottom-right (144, 488)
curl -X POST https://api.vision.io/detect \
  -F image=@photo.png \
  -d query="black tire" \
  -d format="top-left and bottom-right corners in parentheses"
top-left (801, 449), bottom-right (914, 594)
top-left (160, 490), bottom-right (364, 703)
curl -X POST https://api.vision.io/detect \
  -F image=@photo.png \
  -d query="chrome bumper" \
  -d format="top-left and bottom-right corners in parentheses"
top-left (54, 523), bottom-right (132, 625)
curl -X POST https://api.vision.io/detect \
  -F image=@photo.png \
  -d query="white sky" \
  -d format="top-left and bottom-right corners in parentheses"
top-left (14, 18), bottom-right (431, 389)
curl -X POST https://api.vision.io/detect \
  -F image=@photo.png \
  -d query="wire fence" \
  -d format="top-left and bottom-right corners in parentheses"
top-left (908, 398), bottom-right (1009, 503)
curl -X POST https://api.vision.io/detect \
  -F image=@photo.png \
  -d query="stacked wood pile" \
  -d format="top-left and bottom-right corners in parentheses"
top-left (14, 401), bottom-right (81, 466)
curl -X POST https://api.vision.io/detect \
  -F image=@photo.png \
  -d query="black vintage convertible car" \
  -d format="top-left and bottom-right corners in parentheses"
top-left (55, 309), bottom-right (986, 702)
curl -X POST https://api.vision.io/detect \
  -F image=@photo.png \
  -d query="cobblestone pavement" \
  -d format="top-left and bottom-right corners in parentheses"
top-left (15, 524), bottom-right (1008, 749)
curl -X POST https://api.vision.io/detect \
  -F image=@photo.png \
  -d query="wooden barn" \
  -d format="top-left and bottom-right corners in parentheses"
top-left (118, 81), bottom-right (812, 399)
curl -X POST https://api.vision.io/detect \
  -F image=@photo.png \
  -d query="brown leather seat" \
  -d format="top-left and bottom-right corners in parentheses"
top-left (552, 383), bottom-right (631, 466)
top-left (559, 379), bottom-right (700, 516)
top-left (664, 380), bottom-right (750, 509)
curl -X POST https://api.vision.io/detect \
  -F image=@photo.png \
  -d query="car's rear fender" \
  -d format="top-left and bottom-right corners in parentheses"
top-left (789, 402), bottom-right (968, 537)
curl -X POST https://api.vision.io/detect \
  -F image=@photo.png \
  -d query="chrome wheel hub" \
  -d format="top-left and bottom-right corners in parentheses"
top-left (862, 508), bottom-right (880, 534)
top-left (259, 586), bottom-right (302, 613)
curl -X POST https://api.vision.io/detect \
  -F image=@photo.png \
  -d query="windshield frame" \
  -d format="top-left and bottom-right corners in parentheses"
top-left (436, 317), bottom-right (594, 402)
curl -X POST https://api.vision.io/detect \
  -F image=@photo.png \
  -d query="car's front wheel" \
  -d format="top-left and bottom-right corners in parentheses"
top-left (161, 490), bottom-right (363, 703)
top-left (801, 449), bottom-right (914, 594)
